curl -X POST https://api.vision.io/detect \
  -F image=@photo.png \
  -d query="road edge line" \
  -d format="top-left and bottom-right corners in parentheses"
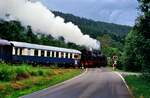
top-left (115, 72), bottom-right (134, 98)
top-left (20, 68), bottom-right (87, 98)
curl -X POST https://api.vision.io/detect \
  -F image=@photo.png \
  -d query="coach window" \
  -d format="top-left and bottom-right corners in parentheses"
top-left (58, 52), bottom-right (61, 58)
top-left (0, 46), bottom-right (1, 51)
top-left (27, 49), bottom-right (30, 56)
top-left (66, 53), bottom-right (68, 58)
top-left (64, 52), bottom-right (66, 58)
top-left (15, 48), bottom-right (18, 55)
top-left (12, 47), bottom-right (15, 55)
top-left (74, 54), bottom-right (79, 59)
top-left (41, 50), bottom-right (44, 57)
top-left (19, 48), bottom-right (22, 55)
top-left (34, 50), bottom-right (38, 56)
top-left (27, 49), bottom-right (31, 56)
top-left (68, 53), bottom-right (70, 58)
top-left (47, 51), bottom-right (50, 57)
top-left (70, 53), bottom-right (72, 59)
top-left (52, 51), bottom-right (54, 57)
top-left (61, 52), bottom-right (64, 58)
top-left (56, 52), bottom-right (59, 58)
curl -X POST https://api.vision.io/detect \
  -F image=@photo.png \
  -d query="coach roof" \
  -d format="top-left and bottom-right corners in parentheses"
top-left (10, 41), bottom-right (81, 54)
top-left (0, 39), bottom-right (11, 46)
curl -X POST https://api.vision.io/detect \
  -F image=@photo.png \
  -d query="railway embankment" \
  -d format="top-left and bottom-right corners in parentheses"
top-left (0, 63), bottom-right (82, 98)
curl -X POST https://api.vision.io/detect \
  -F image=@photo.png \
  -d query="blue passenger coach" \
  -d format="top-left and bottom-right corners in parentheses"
top-left (0, 39), bottom-right (81, 66)
top-left (11, 41), bottom-right (81, 65)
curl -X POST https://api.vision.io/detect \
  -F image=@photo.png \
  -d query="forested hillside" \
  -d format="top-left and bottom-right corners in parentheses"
top-left (52, 11), bottom-right (132, 57)
top-left (53, 11), bottom-right (132, 39)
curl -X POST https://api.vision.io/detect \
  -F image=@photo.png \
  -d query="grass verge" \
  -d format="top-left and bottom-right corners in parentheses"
top-left (124, 75), bottom-right (150, 98)
top-left (0, 63), bottom-right (82, 98)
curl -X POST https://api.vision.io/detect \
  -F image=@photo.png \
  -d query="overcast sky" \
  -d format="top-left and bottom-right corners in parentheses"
top-left (42, 0), bottom-right (139, 26)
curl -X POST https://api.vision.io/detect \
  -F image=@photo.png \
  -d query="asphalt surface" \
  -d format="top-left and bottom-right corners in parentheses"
top-left (22, 68), bottom-right (131, 98)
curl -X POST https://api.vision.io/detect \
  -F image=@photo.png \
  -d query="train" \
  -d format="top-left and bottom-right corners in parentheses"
top-left (0, 39), bottom-right (107, 68)
top-left (81, 49), bottom-right (107, 68)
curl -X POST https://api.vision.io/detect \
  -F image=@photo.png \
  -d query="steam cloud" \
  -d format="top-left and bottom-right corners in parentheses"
top-left (0, 0), bottom-right (100, 49)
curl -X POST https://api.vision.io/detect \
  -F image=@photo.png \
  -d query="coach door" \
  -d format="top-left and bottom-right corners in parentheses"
top-left (0, 46), bottom-right (3, 60)
top-left (0, 45), bottom-right (12, 61)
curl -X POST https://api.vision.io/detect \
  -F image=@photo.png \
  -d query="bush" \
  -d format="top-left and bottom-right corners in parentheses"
top-left (0, 63), bottom-right (51, 81)
top-left (30, 70), bottom-right (39, 76)
top-left (15, 66), bottom-right (30, 80)
top-left (0, 64), bottom-right (16, 81)
top-left (116, 60), bottom-right (123, 70)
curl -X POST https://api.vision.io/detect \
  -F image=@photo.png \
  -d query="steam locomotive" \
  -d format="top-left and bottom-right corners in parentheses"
top-left (0, 39), bottom-right (107, 67)
top-left (80, 49), bottom-right (107, 68)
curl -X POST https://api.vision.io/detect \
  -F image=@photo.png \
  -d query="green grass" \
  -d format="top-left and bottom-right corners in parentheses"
top-left (0, 63), bottom-right (53, 81)
top-left (0, 63), bottom-right (82, 98)
top-left (124, 75), bottom-right (150, 98)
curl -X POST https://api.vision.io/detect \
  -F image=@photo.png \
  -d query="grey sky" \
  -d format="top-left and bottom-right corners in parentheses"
top-left (42, 0), bottom-right (139, 26)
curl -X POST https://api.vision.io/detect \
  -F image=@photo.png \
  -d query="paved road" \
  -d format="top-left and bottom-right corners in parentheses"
top-left (22, 68), bottom-right (131, 98)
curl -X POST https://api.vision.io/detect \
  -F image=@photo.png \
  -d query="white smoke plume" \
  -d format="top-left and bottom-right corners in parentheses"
top-left (0, 0), bottom-right (100, 49)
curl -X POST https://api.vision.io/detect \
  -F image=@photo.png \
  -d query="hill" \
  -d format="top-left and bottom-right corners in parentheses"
top-left (52, 11), bottom-right (132, 56)
top-left (53, 11), bottom-right (132, 39)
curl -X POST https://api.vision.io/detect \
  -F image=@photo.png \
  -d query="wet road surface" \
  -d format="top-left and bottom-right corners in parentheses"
top-left (22, 68), bottom-right (131, 98)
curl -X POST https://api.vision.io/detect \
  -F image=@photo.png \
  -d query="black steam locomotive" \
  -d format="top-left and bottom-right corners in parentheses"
top-left (80, 49), bottom-right (107, 68)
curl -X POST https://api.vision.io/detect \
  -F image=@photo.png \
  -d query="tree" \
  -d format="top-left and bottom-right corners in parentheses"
top-left (0, 20), bottom-right (25, 41)
top-left (123, 0), bottom-right (150, 78)
top-left (122, 30), bottom-right (143, 71)
top-left (26, 26), bottom-right (38, 43)
top-left (97, 34), bottom-right (122, 57)
top-left (136, 0), bottom-right (150, 79)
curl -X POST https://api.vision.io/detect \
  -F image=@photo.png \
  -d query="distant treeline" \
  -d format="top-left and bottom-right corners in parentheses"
top-left (0, 20), bottom-right (85, 50)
